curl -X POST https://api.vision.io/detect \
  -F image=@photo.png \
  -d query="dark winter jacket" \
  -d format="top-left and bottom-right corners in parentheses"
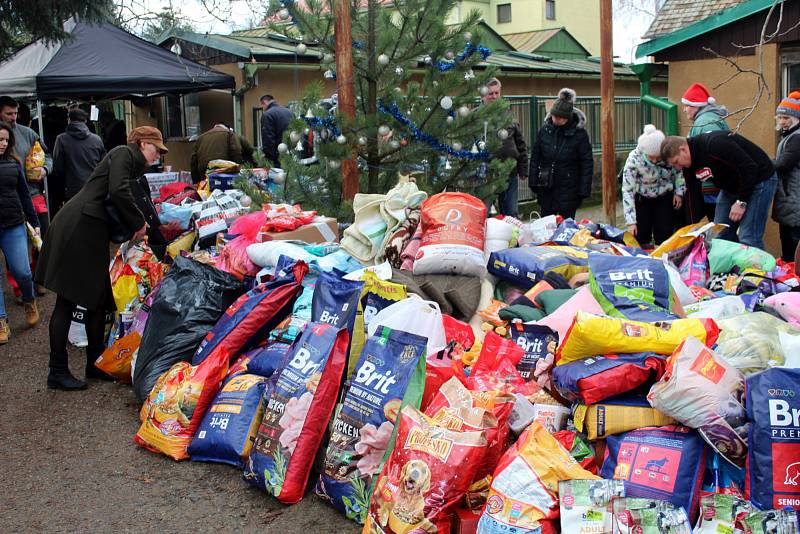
top-left (772, 123), bottom-right (800, 227)
top-left (191, 126), bottom-right (255, 183)
top-left (36, 144), bottom-right (147, 311)
top-left (0, 159), bottom-right (39, 229)
top-left (685, 131), bottom-right (775, 203)
top-left (260, 102), bottom-right (293, 165)
top-left (495, 122), bottom-right (529, 177)
top-left (528, 110), bottom-right (594, 213)
top-left (53, 122), bottom-right (107, 199)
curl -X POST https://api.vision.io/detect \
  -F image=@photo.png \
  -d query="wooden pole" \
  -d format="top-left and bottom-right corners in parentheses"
top-left (334, 0), bottom-right (359, 200)
top-left (600, 0), bottom-right (616, 226)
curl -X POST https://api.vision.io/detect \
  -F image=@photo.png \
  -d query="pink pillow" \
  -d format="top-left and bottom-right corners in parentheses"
top-left (763, 293), bottom-right (800, 328)
top-left (533, 285), bottom-right (604, 341)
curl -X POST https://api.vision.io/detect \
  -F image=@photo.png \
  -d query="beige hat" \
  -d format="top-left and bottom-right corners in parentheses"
top-left (127, 126), bottom-right (168, 154)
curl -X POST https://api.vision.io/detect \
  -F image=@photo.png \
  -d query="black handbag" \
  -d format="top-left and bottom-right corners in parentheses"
top-left (532, 137), bottom-right (566, 189)
top-left (104, 196), bottom-right (134, 244)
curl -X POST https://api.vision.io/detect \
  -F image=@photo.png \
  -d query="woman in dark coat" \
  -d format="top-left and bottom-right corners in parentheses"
top-left (528, 88), bottom-right (594, 219)
top-left (35, 126), bottom-right (167, 390)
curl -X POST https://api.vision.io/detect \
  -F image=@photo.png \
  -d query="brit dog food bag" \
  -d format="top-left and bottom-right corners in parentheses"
top-left (316, 326), bottom-right (427, 524)
top-left (488, 245), bottom-right (589, 289)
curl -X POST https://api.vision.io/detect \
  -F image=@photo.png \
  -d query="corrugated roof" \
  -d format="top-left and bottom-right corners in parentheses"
top-left (643, 0), bottom-right (746, 39)
top-left (502, 28), bottom-right (562, 52)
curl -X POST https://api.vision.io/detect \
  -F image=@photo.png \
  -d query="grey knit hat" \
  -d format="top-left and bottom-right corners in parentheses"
top-left (550, 88), bottom-right (576, 119)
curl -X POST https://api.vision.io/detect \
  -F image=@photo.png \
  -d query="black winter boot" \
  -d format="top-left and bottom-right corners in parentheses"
top-left (47, 352), bottom-right (87, 391)
top-left (85, 344), bottom-right (115, 381)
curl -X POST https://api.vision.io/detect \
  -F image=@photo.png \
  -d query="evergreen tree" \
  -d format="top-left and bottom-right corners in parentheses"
top-left (269, 0), bottom-right (516, 220)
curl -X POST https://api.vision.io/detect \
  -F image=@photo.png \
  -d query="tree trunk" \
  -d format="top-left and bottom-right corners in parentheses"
top-left (600, 0), bottom-right (617, 226)
top-left (334, 0), bottom-right (358, 199)
top-left (366, 0), bottom-right (379, 193)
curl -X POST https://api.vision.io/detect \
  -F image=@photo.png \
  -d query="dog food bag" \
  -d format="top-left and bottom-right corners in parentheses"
top-left (557, 312), bottom-right (720, 364)
top-left (740, 509), bottom-right (800, 534)
top-left (677, 236), bottom-right (708, 288)
top-left (478, 422), bottom-right (598, 533)
top-left (316, 326), bottom-right (427, 523)
top-left (589, 255), bottom-right (679, 322)
top-left (693, 493), bottom-right (752, 534)
top-left (187, 374), bottom-right (267, 467)
top-left (412, 192), bottom-right (487, 277)
top-left (574, 395), bottom-right (675, 440)
top-left (648, 337), bottom-right (748, 468)
top-left (363, 406), bottom-right (486, 534)
top-left (611, 498), bottom-right (691, 534)
top-left (559, 479), bottom-right (625, 534)
top-left (312, 268), bottom-right (364, 337)
top-left (243, 323), bottom-right (349, 504)
top-left (488, 245), bottom-right (589, 289)
top-left (745, 367), bottom-right (800, 511)
top-left (510, 323), bottom-right (558, 388)
top-left (552, 353), bottom-right (667, 406)
top-left (601, 425), bottom-right (707, 519)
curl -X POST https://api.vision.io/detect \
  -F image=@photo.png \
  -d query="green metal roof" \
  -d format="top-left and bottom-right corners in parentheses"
top-left (635, 0), bottom-right (781, 58)
top-left (502, 28), bottom-right (591, 60)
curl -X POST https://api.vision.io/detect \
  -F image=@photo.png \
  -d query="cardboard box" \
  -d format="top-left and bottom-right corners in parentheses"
top-left (453, 508), bottom-right (481, 534)
top-left (258, 216), bottom-right (338, 244)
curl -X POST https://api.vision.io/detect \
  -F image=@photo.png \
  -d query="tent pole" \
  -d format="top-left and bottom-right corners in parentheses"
top-left (36, 100), bottom-right (51, 223)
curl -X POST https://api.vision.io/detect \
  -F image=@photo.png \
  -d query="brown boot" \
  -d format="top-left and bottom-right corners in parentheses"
top-left (24, 300), bottom-right (39, 327)
top-left (0, 318), bottom-right (8, 344)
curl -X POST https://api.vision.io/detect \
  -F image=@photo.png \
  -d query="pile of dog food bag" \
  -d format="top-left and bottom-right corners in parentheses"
top-left (96, 184), bottom-right (800, 534)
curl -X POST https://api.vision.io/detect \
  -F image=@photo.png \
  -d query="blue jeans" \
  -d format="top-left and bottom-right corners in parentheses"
top-left (714, 173), bottom-right (778, 250)
top-left (498, 174), bottom-right (519, 217)
top-left (0, 223), bottom-right (34, 318)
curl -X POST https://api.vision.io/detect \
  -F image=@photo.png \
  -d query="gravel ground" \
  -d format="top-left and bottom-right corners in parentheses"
top-left (0, 290), bottom-right (360, 534)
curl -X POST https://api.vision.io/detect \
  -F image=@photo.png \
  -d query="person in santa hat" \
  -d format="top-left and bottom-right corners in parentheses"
top-left (681, 82), bottom-right (730, 224)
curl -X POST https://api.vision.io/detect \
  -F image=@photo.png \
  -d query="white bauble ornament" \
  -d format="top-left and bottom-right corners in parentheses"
top-left (358, 136), bottom-right (367, 146)
top-left (497, 128), bottom-right (509, 140)
top-left (423, 55), bottom-right (432, 65)
top-left (478, 141), bottom-right (486, 150)
top-left (240, 195), bottom-right (252, 207)
top-left (278, 8), bottom-right (290, 19)
top-left (378, 54), bottom-right (390, 65)
top-left (328, 159), bottom-right (341, 169)
top-left (463, 31), bottom-right (472, 40)
top-left (458, 105), bottom-right (470, 117)
top-left (296, 43), bottom-right (307, 55)
top-left (336, 134), bottom-right (347, 144)
top-left (446, 116), bottom-right (454, 125)
top-left (479, 85), bottom-right (489, 96)
top-left (452, 142), bottom-right (462, 151)
top-left (440, 96), bottom-right (453, 110)
top-left (323, 69), bottom-right (335, 79)
top-left (289, 131), bottom-right (300, 144)
top-left (378, 125), bottom-right (391, 136)
top-left (389, 140), bottom-right (400, 149)
top-left (317, 177), bottom-right (326, 185)
top-left (277, 142), bottom-right (289, 154)
top-left (323, 53), bottom-right (334, 63)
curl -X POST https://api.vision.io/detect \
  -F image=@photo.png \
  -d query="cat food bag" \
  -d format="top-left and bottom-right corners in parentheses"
top-left (693, 493), bottom-right (752, 534)
top-left (510, 323), bottom-right (558, 389)
top-left (316, 326), bottom-right (427, 523)
top-left (243, 323), bottom-right (349, 504)
top-left (412, 192), bottom-right (487, 277)
top-left (745, 367), bottom-right (800, 511)
top-left (559, 479), bottom-right (625, 534)
top-left (187, 373), bottom-right (267, 467)
top-left (488, 245), bottom-right (589, 289)
top-left (601, 425), bottom-right (707, 520)
top-left (741, 509), bottom-right (800, 534)
top-left (363, 406), bottom-right (486, 534)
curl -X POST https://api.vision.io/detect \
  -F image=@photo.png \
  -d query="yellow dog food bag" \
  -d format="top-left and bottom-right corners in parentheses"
top-left (574, 399), bottom-right (675, 440)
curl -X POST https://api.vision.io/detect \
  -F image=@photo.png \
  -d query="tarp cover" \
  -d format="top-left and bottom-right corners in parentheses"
top-left (0, 20), bottom-right (234, 99)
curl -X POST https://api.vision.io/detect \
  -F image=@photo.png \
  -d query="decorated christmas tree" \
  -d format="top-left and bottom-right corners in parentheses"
top-left (268, 0), bottom-right (517, 220)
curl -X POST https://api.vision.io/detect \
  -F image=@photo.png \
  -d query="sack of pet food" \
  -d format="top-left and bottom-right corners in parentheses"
top-left (650, 222), bottom-right (725, 267)
top-left (243, 323), bottom-right (349, 504)
top-left (553, 430), bottom-right (597, 473)
top-left (677, 236), bottom-right (708, 287)
top-left (745, 367), bottom-right (800, 511)
top-left (552, 353), bottom-right (667, 406)
top-left (488, 245), bottom-right (589, 289)
top-left (601, 425), bottom-right (707, 519)
top-left (187, 373), bottom-right (267, 467)
top-left (647, 337), bottom-right (748, 468)
top-left (312, 268), bottom-right (364, 333)
top-left (589, 254), bottom-right (678, 322)
top-left (244, 342), bottom-right (292, 378)
top-left (693, 493), bottom-right (752, 534)
top-left (478, 422), bottom-right (599, 533)
top-left (708, 239), bottom-right (777, 275)
top-left (94, 332), bottom-right (141, 383)
top-left (412, 192), bottom-right (487, 277)
top-left (316, 326), bottom-right (427, 523)
top-left (741, 509), bottom-right (800, 534)
top-left (468, 337), bottom-right (540, 398)
top-left (510, 323), bottom-right (558, 388)
top-left (574, 395), bottom-right (675, 440)
top-left (559, 479), bottom-right (625, 534)
top-left (611, 497), bottom-right (692, 533)
top-left (557, 312), bottom-right (720, 364)
top-left (363, 406), bottom-right (486, 534)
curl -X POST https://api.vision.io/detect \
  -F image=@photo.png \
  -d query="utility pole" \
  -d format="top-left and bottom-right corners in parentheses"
top-left (334, 0), bottom-right (359, 200)
top-left (600, 0), bottom-right (616, 226)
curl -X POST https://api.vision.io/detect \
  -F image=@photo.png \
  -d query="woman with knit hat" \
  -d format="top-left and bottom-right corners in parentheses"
top-left (529, 88), bottom-right (593, 219)
top-left (771, 91), bottom-right (800, 261)
top-left (621, 125), bottom-right (685, 246)
top-left (35, 126), bottom-right (167, 391)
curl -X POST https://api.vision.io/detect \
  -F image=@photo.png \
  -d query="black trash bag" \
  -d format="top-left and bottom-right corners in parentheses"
top-left (133, 255), bottom-right (245, 402)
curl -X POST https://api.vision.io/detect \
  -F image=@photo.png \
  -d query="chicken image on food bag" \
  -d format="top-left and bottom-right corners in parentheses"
top-left (243, 322), bottom-right (349, 504)
top-left (316, 326), bottom-right (427, 524)
top-left (559, 479), bottom-right (625, 534)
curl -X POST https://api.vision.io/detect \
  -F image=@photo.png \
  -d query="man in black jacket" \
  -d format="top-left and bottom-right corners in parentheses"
top-left (260, 95), bottom-right (293, 168)
top-left (52, 108), bottom-right (106, 212)
top-left (482, 78), bottom-right (528, 217)
top-left (661, 132), bottom-right (778, 250)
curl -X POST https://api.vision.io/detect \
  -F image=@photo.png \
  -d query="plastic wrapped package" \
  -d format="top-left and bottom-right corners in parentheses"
top-left (715, 312), bottom-right (795, 373)
top-left (684, 295), bottom-right (746, 320)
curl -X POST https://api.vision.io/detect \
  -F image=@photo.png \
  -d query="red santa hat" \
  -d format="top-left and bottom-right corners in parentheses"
top-left (681, 82), bottom-right (716, 107)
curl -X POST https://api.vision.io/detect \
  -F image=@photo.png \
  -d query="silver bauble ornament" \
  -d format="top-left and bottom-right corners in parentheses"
top-left (479, 85), bottom-right (489, 96)
top-left (378, 125), bottom-right (391, 136)
top-left (336, 134), bottom-right (347, 144)
top-left (440, 96), bottom-right (453, 110)
top-left (296, 43), bottom-right (307, 55)
top-left (478, 141), bottom-right (486, 150)
top-left (328, 159), bottom-right (341, 169)
top-left (445, 51), bottom-right (455, 60)
top-left (240, 195), bottom-right (253, 208)
top-left (277, 142), bottom-right (289, 154)
top-left (289, 131), bottom-right (300, 144)
top-left (452, 142), bottom-right (462, 151)
top-left (278, 8), bottom-right (290, 19)
top-left (358, 136), bottom-right (367, 146)
top-left (423, 55), bottom-right (432, 65)
top-left (377, 54), bottom-right (390, 65)
top-left (317, 177), bottom-right (325, 185)
top-left (389, 140), bottom-right (400, 149)
top-left (446, 116), bottom-right (454, 125)
top-left (323, 69), bottom-right (335, 79)
top-left (497, 128), bottom-right (509, 140)
top-left (458, 105), bottom-right (470, 117)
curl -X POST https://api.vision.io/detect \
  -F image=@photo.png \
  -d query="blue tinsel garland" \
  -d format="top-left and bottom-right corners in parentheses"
top-left (302, 116), bottom-right (342, 137)
top-left (436, 42), bottom-right (491, 72)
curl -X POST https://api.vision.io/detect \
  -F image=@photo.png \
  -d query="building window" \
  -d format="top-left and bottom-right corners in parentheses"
top-left (545, 0), bottom-right (556, 20)
top-left (782, 49), bottom-right (800, 97)
top-left (161, 93), bottom-right (201, 139)
top-left (497, 3), bottom-right (511, 23)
